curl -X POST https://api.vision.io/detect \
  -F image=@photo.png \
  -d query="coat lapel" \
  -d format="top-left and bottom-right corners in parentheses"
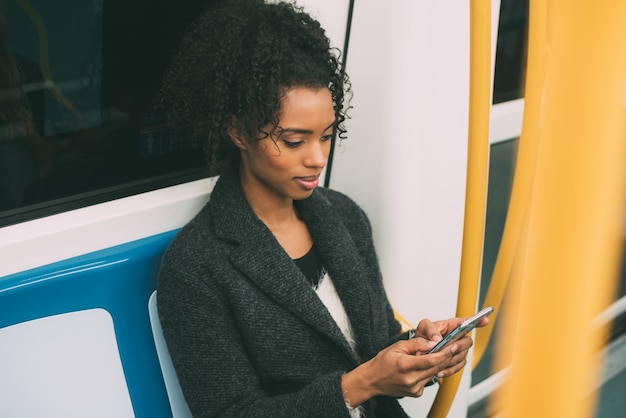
top-left (296, 193), bottom-right (377, 359)
top-left (210, 170), bottom-right (359, 359)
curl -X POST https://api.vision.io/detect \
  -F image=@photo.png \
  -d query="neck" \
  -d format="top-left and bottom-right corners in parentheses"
top-left (238, 167), bottom-right (297, 231)
top-left (254, 201), bottom-right (300, 232)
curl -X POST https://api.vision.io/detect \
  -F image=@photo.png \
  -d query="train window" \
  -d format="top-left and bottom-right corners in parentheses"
top-left (1, 0), bottom-right (527, 227)
top-left (0, 1), bottom-right (215, 227)
top-left (471, 137), bottom-right (518, 387)
top-left (493, 0), bottom-right (528, 104)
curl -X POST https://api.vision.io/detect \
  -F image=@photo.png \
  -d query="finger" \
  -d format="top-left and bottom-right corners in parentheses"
top-left (432, 317), bottom-right (465, 336)
top-left (432, 343), bottom-right (461, 376)
top-left (416, 318), bottom-right (442, 342)
top-left (477, 316), bottom-right (490, 327)
top-left (439, 354), bottom-right (468, 378)
top-left (408, 345), bottom-right (458, 379)
top-left (437, 342), bottom-right (473, 378)
top-left (398, 337), bottom-right (437, 354)
top-left (412, 337), bottom-right (439, 354)
top-left (452, 335), bottom-right (474, 352)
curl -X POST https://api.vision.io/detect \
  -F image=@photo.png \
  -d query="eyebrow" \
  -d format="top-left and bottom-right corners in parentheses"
top-left (279, 121), bottom-right (336, 136)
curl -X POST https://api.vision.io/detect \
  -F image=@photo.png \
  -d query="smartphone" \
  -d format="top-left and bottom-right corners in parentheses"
top-left (427, 306), bottom-right (494, 354)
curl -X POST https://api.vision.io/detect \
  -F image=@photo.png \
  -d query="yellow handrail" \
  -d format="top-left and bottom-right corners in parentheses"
top-left (471, 0), bottom-right (547, 370)
top-left (493, 1), bottom-right (626, 417)
top-left (427, 0), bottom-right (491, 416)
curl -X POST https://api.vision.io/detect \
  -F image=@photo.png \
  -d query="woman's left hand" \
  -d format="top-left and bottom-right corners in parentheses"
top-left (413, 316), bottom-right (490, 378)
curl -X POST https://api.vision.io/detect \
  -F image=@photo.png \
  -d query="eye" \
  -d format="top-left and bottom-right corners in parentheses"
top-left (320, 134), bottom-right (333, 142)
top-left (282, 139), bottom-right (303, 148)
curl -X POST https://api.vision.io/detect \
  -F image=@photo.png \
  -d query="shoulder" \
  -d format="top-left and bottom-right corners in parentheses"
top-left (315, 187), bottom-right (365, 216)
top-left (308, 187), bottom-right (374, 239)
top-left (160, 204), bottom-right (222, 275)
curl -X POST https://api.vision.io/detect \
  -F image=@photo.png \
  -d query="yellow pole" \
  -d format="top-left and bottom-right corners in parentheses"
top-left (494, 1), bottom-right (626, 417)
top-left (427, 0), bottom-right (491, 416)
top-left (484, 1), bottom-right (548, 384)
top-left (472, 0), bottom-right (548, 370)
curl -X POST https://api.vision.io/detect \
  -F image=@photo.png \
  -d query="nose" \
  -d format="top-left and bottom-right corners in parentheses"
top-left (304, 140), bottom-right (330, 168)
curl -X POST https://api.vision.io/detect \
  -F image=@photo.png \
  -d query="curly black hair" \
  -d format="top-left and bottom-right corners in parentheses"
top-left (158, 0), bottom-right (351, 175)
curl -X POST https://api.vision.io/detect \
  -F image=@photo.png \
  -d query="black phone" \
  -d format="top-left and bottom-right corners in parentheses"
top-left (427, 306), bottom-right (494, 354)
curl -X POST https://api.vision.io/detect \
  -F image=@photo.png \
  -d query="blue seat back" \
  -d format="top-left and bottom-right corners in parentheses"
top-left (0, 230), bottom-right (179, 418)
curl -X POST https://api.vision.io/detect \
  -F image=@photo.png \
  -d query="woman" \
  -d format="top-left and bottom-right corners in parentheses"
top-left (157, 1), bottom-right (488, 417)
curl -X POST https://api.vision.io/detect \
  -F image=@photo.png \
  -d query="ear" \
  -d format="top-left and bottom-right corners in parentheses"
top-left (227, 116), bottom-right (248, 151)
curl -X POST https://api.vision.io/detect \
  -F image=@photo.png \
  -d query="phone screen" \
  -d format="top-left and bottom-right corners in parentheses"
top-left (426, 306), bottom-right (493, 354)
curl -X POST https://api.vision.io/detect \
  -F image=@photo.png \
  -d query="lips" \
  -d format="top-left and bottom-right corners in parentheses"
top-left (295, 175), bottom-right (320, 190)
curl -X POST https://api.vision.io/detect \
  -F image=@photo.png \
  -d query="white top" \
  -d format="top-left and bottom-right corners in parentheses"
top-left (315, 273), bottom-right (363, 418)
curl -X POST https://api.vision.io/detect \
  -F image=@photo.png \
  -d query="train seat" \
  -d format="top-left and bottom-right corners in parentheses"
top-left (0, 230), bottom-right (186, 418)
top-left (148, 291), bottom-right (193, 418)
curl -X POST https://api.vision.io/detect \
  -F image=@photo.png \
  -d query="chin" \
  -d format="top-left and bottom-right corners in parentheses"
top-left (293, 190), bottom-right (315, 201)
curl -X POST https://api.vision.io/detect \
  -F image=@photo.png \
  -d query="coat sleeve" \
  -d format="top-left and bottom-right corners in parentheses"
top-left (157, 259), bottom-right (354, 418)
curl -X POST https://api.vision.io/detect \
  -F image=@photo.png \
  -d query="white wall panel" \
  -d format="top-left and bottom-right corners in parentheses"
top-left (329, 1), bottom-right (499, 415)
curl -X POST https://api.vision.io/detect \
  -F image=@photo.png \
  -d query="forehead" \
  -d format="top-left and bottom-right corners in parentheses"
top-left (277, 87), bottom-right (335, 126)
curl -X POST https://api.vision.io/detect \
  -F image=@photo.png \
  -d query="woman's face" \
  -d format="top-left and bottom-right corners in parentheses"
top-left (237, 86), bottom-right (335, 204)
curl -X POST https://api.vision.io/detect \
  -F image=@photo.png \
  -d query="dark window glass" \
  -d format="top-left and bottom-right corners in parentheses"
top-left (493, 0), bottom-right (528, 104)
top-left (1, 0), bottom-right (528, 227)
top-left (471, 137), bottom-right (518, 391)
top-left (0, 1), bottom-right (214, 227)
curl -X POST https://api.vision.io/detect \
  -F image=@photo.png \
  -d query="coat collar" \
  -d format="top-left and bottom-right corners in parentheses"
top-left (209, 168), bottom-right (376, 359)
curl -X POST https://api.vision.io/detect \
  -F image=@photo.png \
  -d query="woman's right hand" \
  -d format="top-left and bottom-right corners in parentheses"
top-left (340, 328), bottom-right (474, 407)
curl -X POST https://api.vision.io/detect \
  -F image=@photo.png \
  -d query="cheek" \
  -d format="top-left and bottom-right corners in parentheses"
top-left (250, 142), bottom-right (278, 165)
top-left (256, 147), bottom-right (293, 173)
top-left (323, 141), bottom-right (332, 157)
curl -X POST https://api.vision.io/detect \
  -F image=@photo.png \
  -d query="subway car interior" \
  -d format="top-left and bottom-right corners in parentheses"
top-left (1, 0), bottom-right (625, 417)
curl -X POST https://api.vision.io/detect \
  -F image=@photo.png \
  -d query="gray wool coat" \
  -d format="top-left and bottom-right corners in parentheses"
top-left (157, 167), bottom-right (411, 418)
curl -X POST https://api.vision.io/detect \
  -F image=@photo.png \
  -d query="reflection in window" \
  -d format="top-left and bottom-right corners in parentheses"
top-left (0, 0), bottom-right (214, 226)
top-left (1, 0), bottom-right (530, 226)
